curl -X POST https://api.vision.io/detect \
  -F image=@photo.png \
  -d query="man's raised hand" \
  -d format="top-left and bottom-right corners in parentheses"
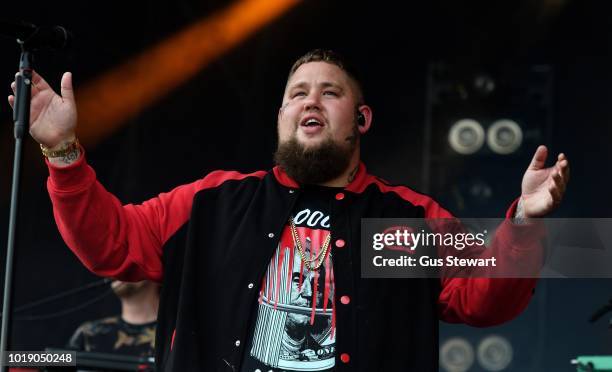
top-left (8, 71), bottom-right (77, 149)
top-left (520, 145), bottom-right (570, 218)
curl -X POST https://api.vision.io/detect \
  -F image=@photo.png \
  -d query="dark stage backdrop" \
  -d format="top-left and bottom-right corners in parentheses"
top-left (1, 1), bottom-right (611, 371)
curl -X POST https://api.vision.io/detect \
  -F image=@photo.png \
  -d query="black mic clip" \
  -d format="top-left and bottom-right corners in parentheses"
top-left (0, 20), bottom-right (72, 51)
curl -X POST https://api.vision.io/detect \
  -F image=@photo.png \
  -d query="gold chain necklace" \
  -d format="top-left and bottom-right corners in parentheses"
top-left (289, 217), bottom-right (331, 271)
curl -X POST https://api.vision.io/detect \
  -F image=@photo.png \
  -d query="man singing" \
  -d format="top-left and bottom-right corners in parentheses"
top-left (8, 49), bottom-right (569, 371)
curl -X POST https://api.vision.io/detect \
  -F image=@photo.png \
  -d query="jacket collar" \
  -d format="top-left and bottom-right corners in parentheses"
top-left (272, 162), bottom-right (370, 192)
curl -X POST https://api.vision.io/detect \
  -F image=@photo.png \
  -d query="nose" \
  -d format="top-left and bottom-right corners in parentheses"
top-left (300, 277), bottom-right (313, 299)
top-left (303, 93), bottom-right (322, 112)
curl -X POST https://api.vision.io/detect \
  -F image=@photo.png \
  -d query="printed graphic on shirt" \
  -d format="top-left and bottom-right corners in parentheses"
top-left (249, 208), bottom-right (336, 371)
top-left (67, 316), bottom-right (156, 358)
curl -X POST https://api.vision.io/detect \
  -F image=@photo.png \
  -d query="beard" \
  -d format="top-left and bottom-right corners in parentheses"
top-left (111, 280), bottom-right (147, 298)
top-left (274, 128), bottom-right (358, 185)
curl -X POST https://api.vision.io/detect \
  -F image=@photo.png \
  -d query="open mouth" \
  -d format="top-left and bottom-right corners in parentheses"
top-left (301, 118), bottom-right (323, 127)
top-left (300, 115), bottom-right (325, 128)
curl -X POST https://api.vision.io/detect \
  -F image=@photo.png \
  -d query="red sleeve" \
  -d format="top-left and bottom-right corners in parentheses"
top-left (437, 199), bottom-right (546, 326)
top-left (371, 178), bottom-right (545, 326)
top-left (46, 151), bottom-right (264, 282)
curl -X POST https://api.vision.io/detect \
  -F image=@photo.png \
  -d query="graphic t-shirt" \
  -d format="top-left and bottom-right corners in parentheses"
top-left (241, 185), bottom-right (340, 372)
top-left (67, 316), bottom-right (156, 358)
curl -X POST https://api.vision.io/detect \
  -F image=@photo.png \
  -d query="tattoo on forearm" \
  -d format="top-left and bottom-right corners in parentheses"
top-left (513, 198), bottom-right (527, 224)
top-left (61, 148), bottom-right (79, 163)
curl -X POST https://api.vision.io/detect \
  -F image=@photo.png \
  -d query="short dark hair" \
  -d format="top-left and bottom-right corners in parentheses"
top-left (288, 49), bottom-right (364, 103)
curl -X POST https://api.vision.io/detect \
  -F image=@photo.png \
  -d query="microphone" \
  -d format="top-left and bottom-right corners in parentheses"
top-left (0, 20), bottom-right (72, 50)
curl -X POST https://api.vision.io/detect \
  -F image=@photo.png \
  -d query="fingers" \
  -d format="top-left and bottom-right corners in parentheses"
top-left (9, 70), bottom-right (73, 103)
top-left (558, 153), bottom-right (570, 184)
top-left (11, 70), bottom-right (45, 99)
top-left (554, 153), bottom-right (570, 186)
top-left (9, 79), bottom-right (32, 99)
top-left (30, 70), bottom-right (52, 92)
top-left (528, 145), bottom-right (548, 170)
top-left (8, 95), bottom-right (14, 109)
top-left (549, 180), bottom-right (563, 206)
top-left (60, 72), bottom-right (75, 101)
top-left (549, 154), bottom-right (569, 205)
top-left (552, 169), bottom-right (566, 195)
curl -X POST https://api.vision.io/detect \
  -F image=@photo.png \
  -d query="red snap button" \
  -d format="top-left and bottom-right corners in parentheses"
top-left (335, 239), bottom-right (345, 248)
top-left (340, 353), bottom-right (350, 363)
top-left (335, 192), bottom-right (345, 200)
top-left (340, 295), bottom-right (351, 305)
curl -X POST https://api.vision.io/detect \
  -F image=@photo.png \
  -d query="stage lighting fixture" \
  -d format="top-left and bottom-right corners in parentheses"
top-left (448, 119), bottom-right (485, 155)
top-left (477, 335), bottom-right (513, 371)
top-left (440, 337), bottom-right (475, 372)
top-left (427, 62), bottom-right (554, 371)
top-left (487, 119), bottom-right (523, 155)
top-left (473, 74), bottom-right (496, 96)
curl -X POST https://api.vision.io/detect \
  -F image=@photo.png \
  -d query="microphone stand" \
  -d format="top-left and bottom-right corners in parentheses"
top-left (0, 278), bottom-right (111, 317)
top-left (589, 298), bottom-right (612, 324)
top-left (1, 41), bottom-right (33, 371)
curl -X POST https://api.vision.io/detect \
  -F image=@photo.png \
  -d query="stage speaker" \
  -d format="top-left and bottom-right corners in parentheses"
top-left (439, 290), bottom-right (546, 372)
top-left (422, 62), bottom-right (554, 217)
top-left (425, 62), bottom-right (555, 371)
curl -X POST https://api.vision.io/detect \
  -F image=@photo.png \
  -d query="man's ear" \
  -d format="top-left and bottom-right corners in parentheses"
top-left (356, 105), bottom-right (373, 134)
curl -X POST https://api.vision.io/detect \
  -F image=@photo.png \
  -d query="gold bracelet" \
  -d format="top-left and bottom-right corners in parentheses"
top-left (40, 139), bottom-right (80, 158)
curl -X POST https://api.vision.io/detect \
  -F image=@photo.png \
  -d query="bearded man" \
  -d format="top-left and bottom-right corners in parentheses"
top-left (9, 49), bottom-right (570, 371)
